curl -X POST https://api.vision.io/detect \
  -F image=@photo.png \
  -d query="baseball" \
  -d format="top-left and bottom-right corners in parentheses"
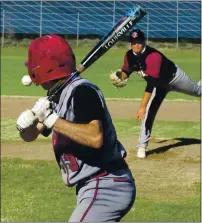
top-left (22, 75), bottom-right (32, 86)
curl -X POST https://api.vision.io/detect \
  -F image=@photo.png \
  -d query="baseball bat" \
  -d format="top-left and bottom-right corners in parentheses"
top-left (48, 6), bottom-right (147, 100)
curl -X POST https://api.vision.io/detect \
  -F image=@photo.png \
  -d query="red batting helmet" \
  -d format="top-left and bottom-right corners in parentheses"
top-left (25, 34), bottom-right (76, 86)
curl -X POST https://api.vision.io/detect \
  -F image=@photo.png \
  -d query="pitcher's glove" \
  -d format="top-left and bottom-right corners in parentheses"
top-left (32, 97), bottom-right (59, 129)
top-left (109, 70), bottom-right (128, 88)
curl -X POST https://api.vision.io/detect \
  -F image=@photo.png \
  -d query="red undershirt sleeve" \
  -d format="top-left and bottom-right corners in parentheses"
top-left (145, 52), bottom-right (162, 78)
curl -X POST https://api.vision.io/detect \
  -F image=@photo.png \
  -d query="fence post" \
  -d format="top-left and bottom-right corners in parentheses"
top-left (76, 12), bottom-right (80, 46)
top-left (1, 10), bottom-right (5, 48)
top-left (112, 0), bottom-right (116, 26)
top-left (40, 0), bottom-right (43, 37)
top-left (146, 14), bottom-right (149, 44)
top-left (176, 0), bottom-right (179, 49)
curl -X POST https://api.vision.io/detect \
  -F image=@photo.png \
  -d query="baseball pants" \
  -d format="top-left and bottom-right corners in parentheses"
top-left (68, 172), bottom-right (136, 222)
top-left (138, 65), bottom-right (201, 149)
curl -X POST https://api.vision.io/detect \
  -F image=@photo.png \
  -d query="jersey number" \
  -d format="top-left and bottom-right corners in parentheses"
top-left (64, 154), bottom-right (79, 172)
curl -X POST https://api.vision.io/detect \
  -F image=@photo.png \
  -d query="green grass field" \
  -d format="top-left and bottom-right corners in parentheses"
top-left (1, 46), bottom-right (201, 100)
top-left (2, 157), bottom-right (200, 222)
top-left (1, 117), bottom-right (201, 222)
top-left (1, 46), bottom-right (201, 222)
top-left (1, 118), bottom-right (200, 142)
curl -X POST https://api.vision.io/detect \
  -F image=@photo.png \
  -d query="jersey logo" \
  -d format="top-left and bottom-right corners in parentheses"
top-left (62, 153), bottom-right (79, 172)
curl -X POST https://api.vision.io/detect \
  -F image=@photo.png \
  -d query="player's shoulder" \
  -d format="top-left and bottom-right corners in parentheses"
top-left (73, 84), bottom-right (100, 99)
top-left (126, 49), bottom-right (133, 55)
top-left (146, 45), bottom-right (162, 56)
top-left (144, 46), bottom-right (163, 60)
top-left (125, 49), bottom-right (134, 58)
top-left (73, 84), bottom-right (105, 112)
top-left (145, 45), bottom-right (157, 53)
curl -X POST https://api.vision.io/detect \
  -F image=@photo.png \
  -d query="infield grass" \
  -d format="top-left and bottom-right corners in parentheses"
top-left (1, 46), bottom-right (200, 100)
top-left (1, 157), bottom-right (200, 222)
top-left (1, 118), bottom-right (200, 142)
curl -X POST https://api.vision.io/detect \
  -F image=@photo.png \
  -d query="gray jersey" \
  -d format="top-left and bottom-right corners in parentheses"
top-left (138, 65), bottom-right (201, 149)
top-left (52, 76), bottom-right (127, 187)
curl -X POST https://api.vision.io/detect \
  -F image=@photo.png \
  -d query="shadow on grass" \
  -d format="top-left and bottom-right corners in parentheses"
top-left (147, 138), bottom-right (201, 156)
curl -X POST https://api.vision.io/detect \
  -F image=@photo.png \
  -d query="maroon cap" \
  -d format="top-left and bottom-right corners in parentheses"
top-left (130, 29), bottom-right (145, 43)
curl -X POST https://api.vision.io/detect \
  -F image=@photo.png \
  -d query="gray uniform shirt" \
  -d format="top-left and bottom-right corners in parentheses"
top-left (51, 77), bottom-right (127, 187)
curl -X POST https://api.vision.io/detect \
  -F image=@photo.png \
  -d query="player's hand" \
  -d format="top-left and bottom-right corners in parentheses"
top-left (32, 97), bottom-right (59, 128)
top-left (43, 110), bottom-right (59, 129)
top-left (136, 70), bottom-right (148, 78)
top-left (136, 106), bottom-right (146, 121)
top-left (32, 97), bottom-right (52, 122)
top-left (109, 71), bottom-right (128, 88)
top-left (16, 109), bottom-right (38, 132)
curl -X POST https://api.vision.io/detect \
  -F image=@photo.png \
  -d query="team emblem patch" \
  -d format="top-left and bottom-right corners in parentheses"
top-left (132, 32), bottom-right (138, 38)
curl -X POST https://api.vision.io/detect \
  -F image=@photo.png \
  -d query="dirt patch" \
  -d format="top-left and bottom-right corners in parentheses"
top-left (1, 97), bottom-right (39, 119)
top-left (1, 96), bottom-right (200, 121)
top-left (123, 136), bottom-right (200, 200)
top-left (106, 99), bottom-right (200, 121)
top-left (1, 141), bottom-right (54, 160)
top-left (1, 97), bottom-right (201, 201)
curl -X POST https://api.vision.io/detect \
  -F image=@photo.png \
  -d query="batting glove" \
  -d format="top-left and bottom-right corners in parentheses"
top-left (32, 97), bottom-right (59, 129)
top-left (43, 110), bottom-right (59, 129)
top-left (32, 97), bottom-right (52, 123)
top-left (109, 71), bottom-right (128, 88)
top-left (16, 109), bottom-right (38, 132)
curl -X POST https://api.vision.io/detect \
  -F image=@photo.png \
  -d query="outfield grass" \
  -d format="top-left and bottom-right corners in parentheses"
top-left (1, 158), bottom-right (200, 222)
top-left (1, 47), bottom-right (200, 100)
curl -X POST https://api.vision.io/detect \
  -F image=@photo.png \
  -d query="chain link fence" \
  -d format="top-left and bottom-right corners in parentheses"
top-left (1, 1), bottom-right (201, 48)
